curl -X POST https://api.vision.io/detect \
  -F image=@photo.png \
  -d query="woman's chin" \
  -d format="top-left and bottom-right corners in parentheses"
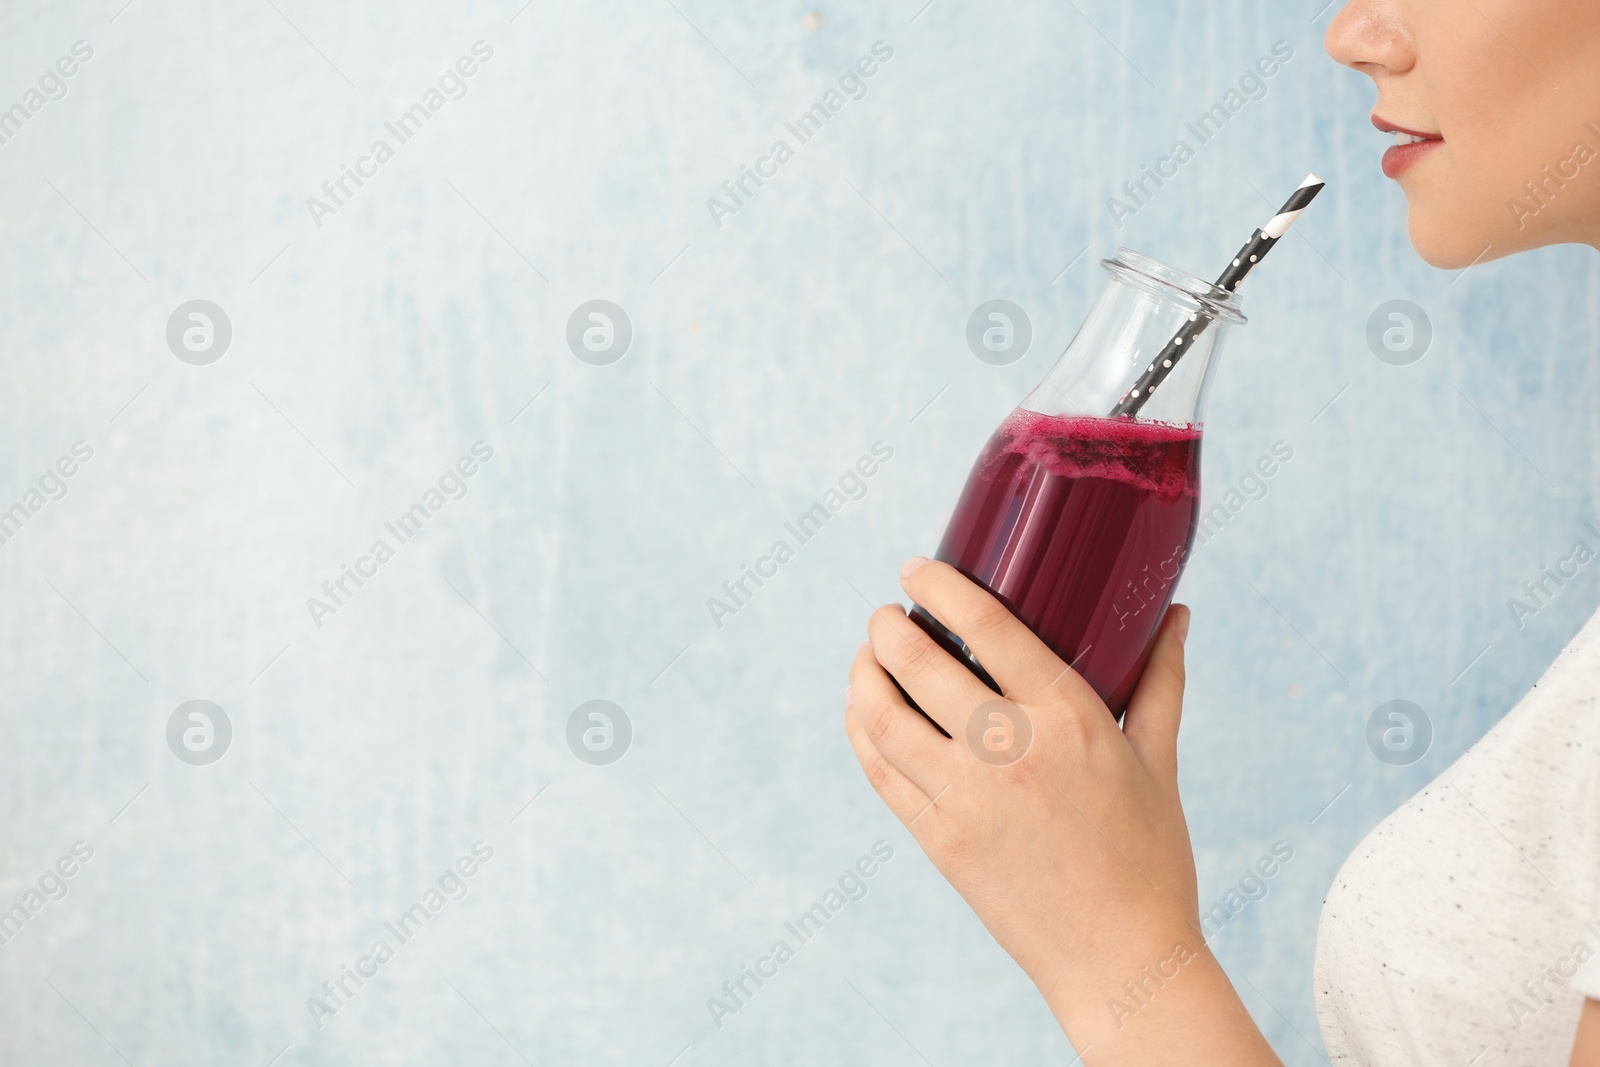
top-left (1405, 207), bottom-right (1513, 270)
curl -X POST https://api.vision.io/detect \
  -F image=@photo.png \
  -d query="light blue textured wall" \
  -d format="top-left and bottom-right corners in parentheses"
top-left (2, 1), bottom-right (1597, 1064)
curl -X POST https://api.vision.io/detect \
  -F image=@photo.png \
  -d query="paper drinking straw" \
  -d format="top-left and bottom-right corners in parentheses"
top-left (1110, 173), bottom-right (1325, 419)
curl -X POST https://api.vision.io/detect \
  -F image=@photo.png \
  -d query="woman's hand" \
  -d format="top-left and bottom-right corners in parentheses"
top-left (844, 557), bottom-right (1278, 1064)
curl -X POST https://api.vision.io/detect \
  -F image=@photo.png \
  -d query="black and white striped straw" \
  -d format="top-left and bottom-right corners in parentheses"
top-left (1110, 173), bottom-right (1325, 418)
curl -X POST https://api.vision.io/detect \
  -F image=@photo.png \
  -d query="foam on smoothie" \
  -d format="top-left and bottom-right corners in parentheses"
top-left (989, 409), bottom-right (1201, 499)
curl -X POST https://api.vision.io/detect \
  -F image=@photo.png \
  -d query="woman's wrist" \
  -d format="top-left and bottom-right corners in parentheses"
top-left (1034, 929), bottom-right (1281, 1065)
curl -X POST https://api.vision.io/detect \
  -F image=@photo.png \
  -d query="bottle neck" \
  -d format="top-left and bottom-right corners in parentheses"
top-left (1023, 254), bottom-right (1241, 425)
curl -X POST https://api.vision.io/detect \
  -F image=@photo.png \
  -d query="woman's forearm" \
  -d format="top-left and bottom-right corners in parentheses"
top-left (1039, 940), bottom-right (1281, 1064)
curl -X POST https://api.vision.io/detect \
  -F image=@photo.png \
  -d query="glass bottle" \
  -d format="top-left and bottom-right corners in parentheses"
top-left (913, 249), bottom-right (1246, 717)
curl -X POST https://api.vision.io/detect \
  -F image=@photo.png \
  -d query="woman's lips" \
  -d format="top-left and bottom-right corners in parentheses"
top-left (1381, 138), bottom-right (1444, 178)
top-left (1372, 114), bottom-right (1444, 179)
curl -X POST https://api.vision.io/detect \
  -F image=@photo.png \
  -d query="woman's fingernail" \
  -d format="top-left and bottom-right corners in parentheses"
top-left (845, 685), bottom-right (853, 710)
top-left (901, 556), bottom-right (931, 579)
top-left (1176, 607), bottom-right (1191, 641)
top-left (857, 639), bottom-right (872, 656)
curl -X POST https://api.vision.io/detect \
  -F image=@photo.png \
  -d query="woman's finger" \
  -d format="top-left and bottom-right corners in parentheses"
top-left (899, 557), bottom-right (1102, 710)
top-left (849, 640), bottom-right (959, 796)
top-left (843, 700), bottom-right (932, 826)
top-left (1121, 603), bottom-right (1189, 780)
top-left (866, 603), bottom-right (998, 740)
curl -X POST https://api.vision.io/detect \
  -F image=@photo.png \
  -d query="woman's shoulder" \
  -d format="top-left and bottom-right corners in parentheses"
top-left (1312, 606), bottom-right (1600, 1064)
top-left (1327, 604), bottom-right (1600, 901)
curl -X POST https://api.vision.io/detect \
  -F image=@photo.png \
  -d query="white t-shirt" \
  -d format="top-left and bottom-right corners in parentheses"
top-left (1315, 607), bottom-right (1600, 1064)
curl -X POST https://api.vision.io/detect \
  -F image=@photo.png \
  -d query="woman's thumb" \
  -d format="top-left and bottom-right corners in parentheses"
top-left (1121, 604), bottom-right (1189, 778)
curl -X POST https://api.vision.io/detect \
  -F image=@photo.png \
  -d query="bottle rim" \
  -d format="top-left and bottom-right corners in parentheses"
top-left (1100, 248), bottom-right (1248, 326)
